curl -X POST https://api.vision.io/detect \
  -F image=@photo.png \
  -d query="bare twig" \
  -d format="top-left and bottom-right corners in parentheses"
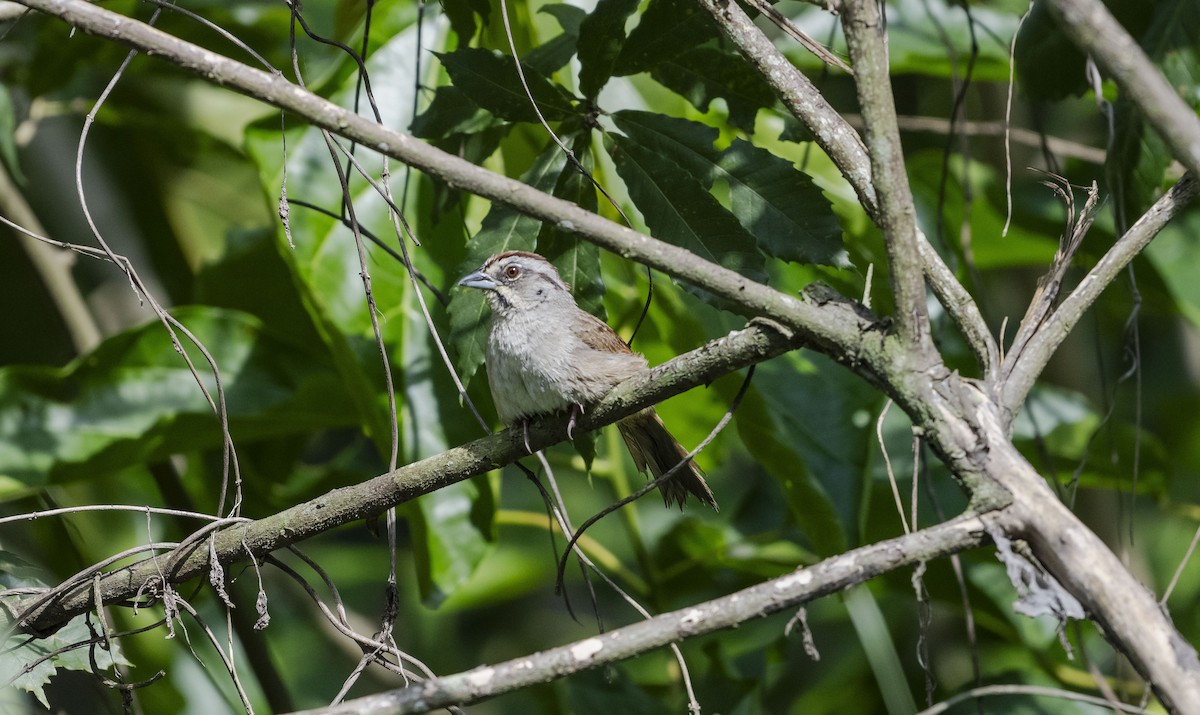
top-left (999, 172), bottom-right (1198, 418)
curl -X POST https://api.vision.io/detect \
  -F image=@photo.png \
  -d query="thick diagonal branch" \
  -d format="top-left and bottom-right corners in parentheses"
top-left (292, 511), bottom-right (1003, 715)
top-left (11, 320), bottom-right (819, 636)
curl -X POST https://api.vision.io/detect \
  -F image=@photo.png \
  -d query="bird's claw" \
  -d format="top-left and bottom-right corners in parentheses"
top-left (522, 420), bottom-right (533, 455)
top-left (567, 404), bottom-right (583, 440)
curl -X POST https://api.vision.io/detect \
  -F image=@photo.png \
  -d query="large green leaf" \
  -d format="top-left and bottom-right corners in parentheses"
top-left (439, 0), bottom-right (491, 44)
top-left (613, 0), bottom-right (719, 76)
top-left (749, 351), bottom-right (881, 549)
top-left (605, 132), bottom-right (766, 305)
top-left (649, 47), bottom-right (776, 133)
top-left (613, 111), bottom-right (845, 266)
top-left (0, 307), bottom-right (353, 495)
top-left (437, 48), bottom-right (579, 123)
top-left (410, 85), bottom-right (495, 140)
top-left (715, 140), bottom-right (846, 266)
top-left (575, 0), bottom-right (640, 99)
top-left (735, 387), bottom-right (846, 556)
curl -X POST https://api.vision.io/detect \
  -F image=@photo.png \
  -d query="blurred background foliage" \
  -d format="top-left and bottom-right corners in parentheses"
top-left (0, 0), bottom-right (1198, 712)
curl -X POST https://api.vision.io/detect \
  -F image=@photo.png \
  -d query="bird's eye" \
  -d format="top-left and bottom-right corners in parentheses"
top-left (504, 264), bottom-right (521, 280)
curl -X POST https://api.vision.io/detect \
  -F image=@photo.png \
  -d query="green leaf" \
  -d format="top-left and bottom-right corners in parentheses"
top-left (649, 47), bottom-right (776, 132)
top-left (0, 308), bottom-right (353, 493)
top-left (0, 586), bottom-right (131, 709)
top-left (409, 475), bottom-right (497, 607)
top-left (410, 85), bottom-right (494, 139)
top-left (757, 351), bottom-right (883, 548)
top-left (611, 110), bottom-right (721, 178)
top-left (843, 586), bottom-right (918, 715)
top-left (576, 0), bottom-right (640, 99)
top-left (736, 387), bottom-right (845, 555)
top-left (612, 111), bottom-right (845, 266)
top-left (540, 3), bottom-right (587, 35)
top-left (523, 33), bottom-right (578, 77)
top-left (439, 0), bottom-right (490, 43)
top-left (522, 4), bottom-right (587, 76)
top-left (715, 140), bottom-right (846, 266)
top-left (614, 0), bottom-right (719, 76)
top-left (437, 48), bottom-right (579, 123)
top-left (448, 145), bottom-right (572, 387)
top-left (606, 132), bottom-right (766, 305)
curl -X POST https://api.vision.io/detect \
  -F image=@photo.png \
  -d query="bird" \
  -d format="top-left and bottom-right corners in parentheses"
top-left (457, 250), bottom-right (718, 510)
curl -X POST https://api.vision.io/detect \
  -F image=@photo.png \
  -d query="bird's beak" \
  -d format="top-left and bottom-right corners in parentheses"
top-left (457, 270), bottom-right (497, 290)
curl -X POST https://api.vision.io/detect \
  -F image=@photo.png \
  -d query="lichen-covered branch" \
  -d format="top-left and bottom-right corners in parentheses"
top-left (291, 511), bottom-right (1003, 715)
top-left (10, 321), bottom-right (812, 636)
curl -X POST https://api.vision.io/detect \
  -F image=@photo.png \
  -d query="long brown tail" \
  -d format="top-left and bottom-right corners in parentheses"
top-left (617, 408), bottom-right (718, 511)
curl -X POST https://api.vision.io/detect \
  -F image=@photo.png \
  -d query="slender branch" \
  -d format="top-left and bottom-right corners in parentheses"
top-left (1046, 0), bottom-right (1200, 179)
top-left (840, 0), bottom-right (932, 351)
top-left (842, 114), bottom-right (1109, 165)
top-left (999, 172), bottom-right (1199, 418)
top-left (0, 161), bottom-right (101, 353)
top-left (289, 511), bottom-right (1004, 715)
top-left (9, 320), bottom-right (817, 636)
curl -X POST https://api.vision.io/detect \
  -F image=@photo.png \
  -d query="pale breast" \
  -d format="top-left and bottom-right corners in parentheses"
top-left (485, 308), bottom-right (646, 424)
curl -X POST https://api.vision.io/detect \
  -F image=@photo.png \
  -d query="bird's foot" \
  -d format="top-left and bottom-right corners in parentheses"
top-left (567, 404), bottom-right (584, 440)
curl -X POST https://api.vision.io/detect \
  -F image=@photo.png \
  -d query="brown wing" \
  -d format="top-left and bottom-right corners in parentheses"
top-left (573, 308), bottom-right (634, 355)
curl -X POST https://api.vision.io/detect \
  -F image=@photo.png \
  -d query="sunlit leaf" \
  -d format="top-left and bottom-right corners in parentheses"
top-left (613, 111), bottom-right (845, 266)
top-left (649, 47), bottom-right (775, 132)
top-left (605, 132), bottom-right (766, 306)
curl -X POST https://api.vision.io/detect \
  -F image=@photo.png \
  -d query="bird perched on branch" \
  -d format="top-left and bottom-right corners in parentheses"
top-left (458, 251), bottom-right (717, 510)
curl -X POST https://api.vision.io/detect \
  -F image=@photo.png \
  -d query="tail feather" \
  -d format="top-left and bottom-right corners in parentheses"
top-left (617, 408), bottom-right (718, 511)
